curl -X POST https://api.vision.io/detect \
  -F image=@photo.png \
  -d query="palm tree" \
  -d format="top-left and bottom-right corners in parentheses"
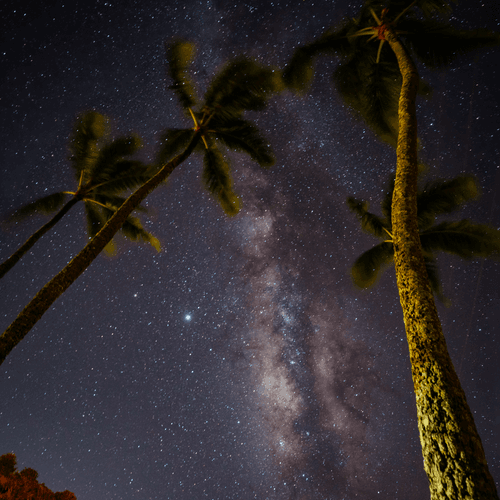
top-left (0, 111), bottom-right (159, 280)
top-left (0, 41), bottom-right (281, 366)
top-left (348, 173), bottom-right (500, 303)
top-left (284, 1), bottom-right (500, 497)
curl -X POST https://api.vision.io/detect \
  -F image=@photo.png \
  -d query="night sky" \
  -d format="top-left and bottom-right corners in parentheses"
top-left (0, 1), bottom-right (499, 499)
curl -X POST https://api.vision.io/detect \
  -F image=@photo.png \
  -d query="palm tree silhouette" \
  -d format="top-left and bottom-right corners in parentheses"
top-left (156, 41), bottom-right (277, 215)
top-left (0, 40), bottom-right (281, 366)
top-left (0, 111), bottom-right (159, 280)
top-left (284, 1), bottom-right (500, 497)
top-left (348, 173), bottom-right (500, 304)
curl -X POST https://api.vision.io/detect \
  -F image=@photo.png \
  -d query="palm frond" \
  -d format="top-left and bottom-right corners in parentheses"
top-left (89, 194), bottom-right (148, 214)
top-left (84, 201), bottom-right (107, 240)
top-left (400, 20), bottom-right (500, 69)
top-left (333, 53), bottom-right (400, 147)
top-left (156, 128), bottom-right (203, 166)
top-left (85, 201), bottom-right (155, 254)
top-left (282, 45), bottom-right (320, 93)
top-left (202, 146), bottom-right (240, 216)
top-left (89, 135), bottom-right (142, 183)
top-left (94, 203), bottom-right (118, 255)
top-left (10, 192), bottom-right (70, 221)
top-left (283, 23), bottom-right (353, 92)
top-left (347, 197), bottom-right (390, 239)
top-left (120, 216), bottom-right (161, 251)
top-left (361, 0), bottom-right (451, 24)
top-left (90, 161), bottom-right (153, 195)
top-left (214, 119), bottom-right (275, 167)
top-left (352, 0), bottom-right (383, 27)
top-left (69, 112), bottom-right (108, 182)
top-left (202, 146), bottom-right (232, 194)
top-left (417, 175), bottom-right (479, 229)
top-left (380, 174), bottom-right (396, 221)
top-left (420, 220), bottom-right (500, 259)
top-left (423, 256), bottom-right (450, 305)
top-left (166, 40), bottom-right (198, 110)
top-left (204, 58), bottom-right (281, 121)
top-left (351, 241), bottom-right (394, 288)
top-left (413, 0), bottom-right (453, 18)
top-left (217, 189), bottom-right (241, 217)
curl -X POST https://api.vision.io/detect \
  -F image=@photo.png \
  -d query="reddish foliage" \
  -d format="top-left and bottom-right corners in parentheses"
top-left (0, 453), bottom-right (76, 500)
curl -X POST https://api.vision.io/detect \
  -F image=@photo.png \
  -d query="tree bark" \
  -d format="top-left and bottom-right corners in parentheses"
top-left (0, 131), bottom-right (201, 365)
top-left (0, 197), bottom-right (80, 280)
top-left (385, 28), bottom-right (498, 500)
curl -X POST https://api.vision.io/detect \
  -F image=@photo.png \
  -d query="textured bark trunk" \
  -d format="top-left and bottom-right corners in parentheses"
top-left (0, 196), bottom-right (80, 280)
top-left (0, 131), bottom-right (201, 365)
top-left (385, 28), bottom-right (498, 500)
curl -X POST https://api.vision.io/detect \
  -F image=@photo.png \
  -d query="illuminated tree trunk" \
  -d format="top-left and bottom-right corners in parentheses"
top-left (0, 197), bottom-right (80, 280)
top-left (0, 131), bottom-right (201, 365)
top-left (385, 27), bottom-right (498, 500)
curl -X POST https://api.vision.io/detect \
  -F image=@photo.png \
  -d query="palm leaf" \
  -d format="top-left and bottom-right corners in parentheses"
top-left (166, 40), bottom-right (198, 110)
top-left (84, 201), bottom-right (107, 240)
top-left (69, 112), bottom-right (108, 182)
top-left (202, 145), bottom-right (240, 216)
top-left (85, 201), bottom-right (116, 255)
top-left (380, 174), bottom-right (395, 221)
top-left (120, 216), bottom-right (161, 251)
top-left (214, 119), bottom-right (275, 167)
top-left (417, 175), bottom-right (479, 230)
top-left (204, 58), bottom-right (281, 121)
top-left (420, 220), bottom-right (500, 259)
top-left (86, 202), bottom-right (156, 253)
top-left (90, 161), bottom-right (153, 195)
top-left (333, 52), bottom-right (400, 147)
top-left (423, 256), bottom-right (450, 305)
top-left (9, 192), bottom-right (69, 221)
top-left (156, 128), bottom-right (203, 166)
top-left (92, 194), bottom-right (148, 214)
top-left (283, 23), bottom-right (354, 92)
top-left (351, 241), bottom-right (394, 288)
top-left (217, 188), bottom-right (241, 217)
top-left (90, 136), bottom-right (142, 182)
top-left (400, 20), bottom-right (500, 69)
top-left (202, 145), bottom-right (232, 194)
top-left (413, 0), bottom-right (453, 18)
top-left (347, 197), bottom-right (390, 239)
top-left (363, 0), bottom-right (451, 21)
top-left (282, 45), bottom-right (321, 92)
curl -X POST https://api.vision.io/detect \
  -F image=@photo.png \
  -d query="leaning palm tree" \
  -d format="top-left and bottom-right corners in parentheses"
top-left (348, 173), bottom-right (500, 304)
top-left (0, 111), bottom-right (159, 280)
top-left (0, 41), bottom-right (281, 366)
top-left (284, 1), bottom-right (500, 498)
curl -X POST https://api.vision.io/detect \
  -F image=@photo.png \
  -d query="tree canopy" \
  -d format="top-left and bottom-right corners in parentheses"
top-left (348, 173), bottom-right (500, 303)
top-left (0, 453), bottom-right (76, 500)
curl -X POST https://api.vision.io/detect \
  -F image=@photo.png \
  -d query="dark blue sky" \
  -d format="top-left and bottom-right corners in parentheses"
top-left (1, 1), bottom-right (499, 499)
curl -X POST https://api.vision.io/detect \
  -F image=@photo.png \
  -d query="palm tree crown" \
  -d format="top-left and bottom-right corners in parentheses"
top-left (67, 112), bottom-right (159, 253)
top-left (157, 40), bottom-right (280, 216)
top-left (348, 173), bottom-right (500, 303)
top-left (0, 41), bottom-right (281, 366)
top-left (0, 111), bottom-right (158, 279)
top-left (283, 0), bottom-right (500, 147)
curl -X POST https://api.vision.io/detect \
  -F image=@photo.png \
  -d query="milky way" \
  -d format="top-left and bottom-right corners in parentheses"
top-left (1, 1), bottom-right (499, 499)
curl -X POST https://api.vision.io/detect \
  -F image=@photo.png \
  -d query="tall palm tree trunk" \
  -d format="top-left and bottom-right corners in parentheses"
top-left (0, 197), bottom-right (80, 280)
top-left (385, 27), bottom-right (498, 500)
top-left (0, 131), bottom-right (201, 366)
